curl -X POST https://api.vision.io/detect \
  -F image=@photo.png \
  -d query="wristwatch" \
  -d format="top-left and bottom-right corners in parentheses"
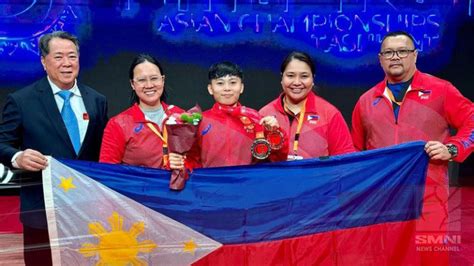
top-left (446, 144), bottom-right (458, 159)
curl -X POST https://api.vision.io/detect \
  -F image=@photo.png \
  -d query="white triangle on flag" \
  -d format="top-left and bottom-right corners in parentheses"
top-left (43, 157), bottom-right (222, 265)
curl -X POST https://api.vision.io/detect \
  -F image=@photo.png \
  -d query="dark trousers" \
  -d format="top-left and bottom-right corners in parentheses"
top-left (23, 225), bottom-right (52, 266)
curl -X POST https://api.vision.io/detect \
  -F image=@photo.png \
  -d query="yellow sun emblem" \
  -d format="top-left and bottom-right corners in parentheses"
top-left (79, 211), bottom-right (157, 265)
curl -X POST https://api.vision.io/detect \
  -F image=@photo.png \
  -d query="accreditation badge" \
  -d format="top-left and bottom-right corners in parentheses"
top-left (287, 154), bottom-right (304, 161)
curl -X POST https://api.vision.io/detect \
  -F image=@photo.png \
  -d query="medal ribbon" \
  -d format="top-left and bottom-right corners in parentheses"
top-left (218, 104), bottom-right (265, 138)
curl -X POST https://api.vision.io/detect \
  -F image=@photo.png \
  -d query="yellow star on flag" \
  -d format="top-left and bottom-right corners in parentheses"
top-left (183, 239), bottom-right (198, 254)
top-left (58, 177), bottom-right (76, 192)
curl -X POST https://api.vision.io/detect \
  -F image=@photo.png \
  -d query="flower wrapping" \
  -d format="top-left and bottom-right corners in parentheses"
top-left (166, 105), bottom-right (202, 191)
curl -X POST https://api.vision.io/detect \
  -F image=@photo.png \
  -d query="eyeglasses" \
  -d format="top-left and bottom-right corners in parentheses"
top-left (379, 49), bottom-right (416, 59)
top-left (133, 75), bottom-right (165, 86)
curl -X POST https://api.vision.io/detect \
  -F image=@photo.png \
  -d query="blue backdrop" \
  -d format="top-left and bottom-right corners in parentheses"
top-left (0, 0), bottom-right (472, 87)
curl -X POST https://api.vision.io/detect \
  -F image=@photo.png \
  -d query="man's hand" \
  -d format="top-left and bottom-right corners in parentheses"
top-left (16, 149), bottom-right (48, 171)
top-left (260, 116), bottom-right (279, 131)
top-left (424, 141), bottom-right (452, 161)
top-left (169, 152), bottom-right (185, 170)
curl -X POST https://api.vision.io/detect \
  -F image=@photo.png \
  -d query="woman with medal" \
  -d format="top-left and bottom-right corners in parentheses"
top-left (187, 61), bottom-right (288, 167)
top-left (260, 51), bottom-right (354, 160)
top-left (99, 54), bottom-right (185, 169)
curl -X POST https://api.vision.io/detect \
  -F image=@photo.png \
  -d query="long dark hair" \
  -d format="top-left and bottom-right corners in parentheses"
top-left (129, 54), bottom-right (167, 105)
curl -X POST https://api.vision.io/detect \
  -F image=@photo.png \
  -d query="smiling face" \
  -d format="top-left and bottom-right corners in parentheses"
top-left (281, 59), bottom-right (314, 104)
top-left (131, 61), bottom-right (164, 110)
top-left (41, 37), bottom-right (79, 89)
top-left (207, 75), bottom-right (244, 106)
top-left (379, 35), bottom-right (418, 83)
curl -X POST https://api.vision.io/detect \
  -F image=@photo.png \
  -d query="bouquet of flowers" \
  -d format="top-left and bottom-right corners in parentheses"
top-left (166, 105), bottom-right (202, 191)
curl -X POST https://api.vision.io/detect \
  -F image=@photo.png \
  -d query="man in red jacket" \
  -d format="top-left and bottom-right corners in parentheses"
top-left (352, 31), bottom-right (473, 264)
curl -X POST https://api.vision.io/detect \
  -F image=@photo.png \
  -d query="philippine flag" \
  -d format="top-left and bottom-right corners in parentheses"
top-left (42, 141), bottom-right (429, 265)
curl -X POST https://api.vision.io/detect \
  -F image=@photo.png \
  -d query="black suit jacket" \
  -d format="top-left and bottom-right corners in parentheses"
top-left (0, 77), bottom-right (108, 228)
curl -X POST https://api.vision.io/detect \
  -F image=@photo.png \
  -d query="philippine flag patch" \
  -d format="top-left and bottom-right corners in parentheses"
top-left (307, 115), bottom-right (320, 124)
top-left (418, 90), bottom-right (431, 100)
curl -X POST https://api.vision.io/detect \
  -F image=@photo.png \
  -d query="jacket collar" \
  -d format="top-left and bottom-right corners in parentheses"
top-left (374, 70), bottom-right (425, 97)
top-left (131, 102), bottom-right (170, 123)
top-left (211, 102), bottom-right (242, 114)
top-left (273, 91), bottom-right (319, 114)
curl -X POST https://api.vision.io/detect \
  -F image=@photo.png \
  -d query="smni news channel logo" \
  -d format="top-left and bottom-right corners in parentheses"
top-left (415, 234), bottom-right (461, 252)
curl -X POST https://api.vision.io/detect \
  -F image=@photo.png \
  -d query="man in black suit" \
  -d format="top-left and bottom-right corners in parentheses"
top-left (0, 31), bottom-right (108, 265)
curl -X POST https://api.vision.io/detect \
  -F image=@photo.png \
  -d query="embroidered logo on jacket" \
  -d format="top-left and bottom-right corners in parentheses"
top-left (372, 98), bottom-right (382, 106)
top-left (418, 90), bottom-right (432, 100)
top-left (462, 130), bottom-right (474, 148)
top-left (201, 124), bottom-right (212, 136)
top-left (134, 123), bottom-right (144, 134)
top-left (307, 115), bottom-right (320, 125)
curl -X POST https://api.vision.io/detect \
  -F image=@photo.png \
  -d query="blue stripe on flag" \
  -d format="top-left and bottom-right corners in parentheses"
top-left (60, 141), bottom-right (428, 244)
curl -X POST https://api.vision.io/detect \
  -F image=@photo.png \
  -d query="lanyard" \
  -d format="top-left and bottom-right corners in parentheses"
top-left (146, 123), bottom-right (169, 166)
top-left (284, 99), bottom-right (307, 155)
top-left (385, 86), bottom-right (410, 106)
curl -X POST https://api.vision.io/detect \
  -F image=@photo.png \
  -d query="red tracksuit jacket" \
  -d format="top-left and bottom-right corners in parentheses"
top-left (351, 70), bottom-right (473, 264)
top-left (189, 103), bottom-right (288, 168)
top-left (260, 91), bottom-right (355, 158)
top-left (99, 103), bottom-right (183, 168)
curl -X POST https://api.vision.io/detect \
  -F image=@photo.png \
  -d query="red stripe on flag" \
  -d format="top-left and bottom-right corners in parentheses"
top-left (194, 221), bottom-right (424, 266)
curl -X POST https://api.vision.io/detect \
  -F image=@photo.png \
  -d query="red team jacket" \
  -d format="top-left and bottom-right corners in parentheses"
top-left (351, 70), bottom-right (473, 264)
top-left (260, 91), bottom-right (355, 158)
top-left (99, 103), bottom-right (183, 168)
top-left (189, 103), bottom-right (288, 168)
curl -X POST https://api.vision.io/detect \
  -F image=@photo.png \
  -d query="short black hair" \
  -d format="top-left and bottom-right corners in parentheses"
top-left (39, 31), bottom-right (79, 57)
top-left (208, 61), bottom-right (244, 83)
top-left (381, 31), bottom-right (416, 50)
top-left (280, 51), bottom-right (315, 76)
top-left (129, 54), bottom-right (167, 104)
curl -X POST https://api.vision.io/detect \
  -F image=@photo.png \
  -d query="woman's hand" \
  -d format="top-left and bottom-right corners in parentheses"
top-left (169, 152), bottom-right (185, 170)
top-left (260, 116), bottom-right (279, 131)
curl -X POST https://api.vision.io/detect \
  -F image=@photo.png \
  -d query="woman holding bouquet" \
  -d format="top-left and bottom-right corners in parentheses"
top-left (259, 51), bottom-right (355, 160)
top-left (99, 54), bottom-right (185, 169)
top-left (187, 61), bottom-right (289, 168)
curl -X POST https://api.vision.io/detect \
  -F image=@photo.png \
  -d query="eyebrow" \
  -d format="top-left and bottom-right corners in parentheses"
top-left (284, 71), bottom-right (310, 74)
top-left (52, 51), bottom-right (78, 55)
top-left (382, 47), bottom-right (414, 50)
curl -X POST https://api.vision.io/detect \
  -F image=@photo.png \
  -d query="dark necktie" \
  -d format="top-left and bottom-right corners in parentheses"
top-left (58, 90), bottom-right (81, 155)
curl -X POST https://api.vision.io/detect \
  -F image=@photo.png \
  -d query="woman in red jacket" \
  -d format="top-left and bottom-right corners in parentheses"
top-left (99, 54), bottom-right (184, 169)
top-left (188, 61), bottom-right (288, 168)
top-left (260, 51), bottom-right (355, 160)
